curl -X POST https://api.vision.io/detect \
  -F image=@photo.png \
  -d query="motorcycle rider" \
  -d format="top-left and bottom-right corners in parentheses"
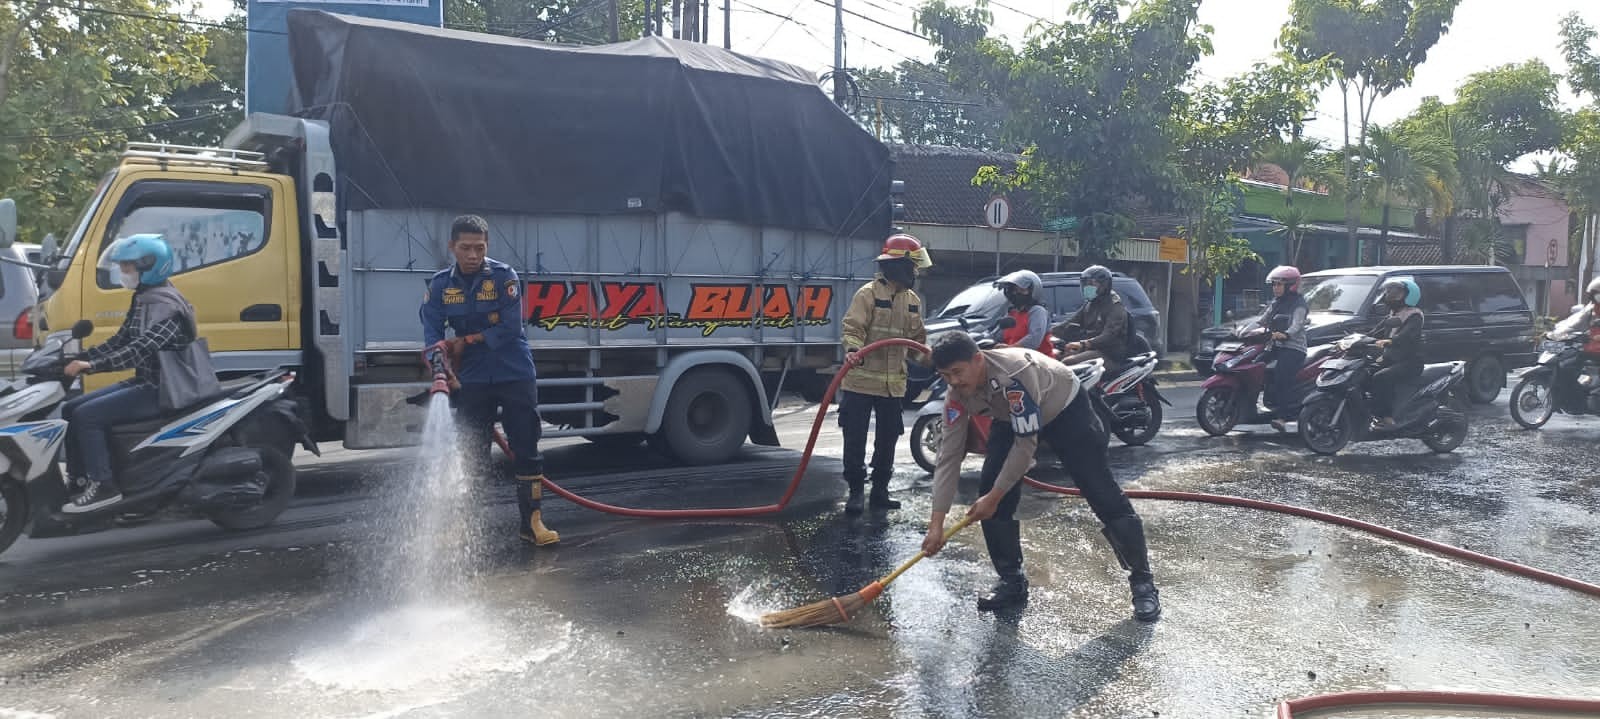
top-left (994, 270), bottom-right (1053, 355)
top-left (60, 234), bottom-right (201, 514)
top-left (1261, 266), bottom-right (1309, 432)
top-left (1368, 277), bottom-right (1425, 428)
top-left (837, 233), bottom-right (931, 514)
top-left (1054, 265), bottom-right (1129, 366)
top-left (921, 331), bottom-right (1161, 621)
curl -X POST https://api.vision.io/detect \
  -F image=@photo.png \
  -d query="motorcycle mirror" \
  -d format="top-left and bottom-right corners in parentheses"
top-left (997, 316), bottom-right (1017, 329)
top-left (0, 198), bottom-right (15, 249)
top-left (71, 319), bottom-right (94, 339)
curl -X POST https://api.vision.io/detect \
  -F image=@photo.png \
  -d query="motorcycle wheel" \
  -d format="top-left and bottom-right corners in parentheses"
top-left (1195, 386), bottom-right (1240, 436)
top-left (1112, 391), bottom-right (1163, 447)
top-left (207, 449), bottom-right (296, 532)
top-left (1509, 374), bottom-right (1556, 429)
top-left (1422, 391), bottom-right (1470, 454)
top-left (909, 414), bottom-right (942, 474)
top-left (0, 480), bottom-right (28, 557)
top-left (1298, 396), bottom-right (1352, 456)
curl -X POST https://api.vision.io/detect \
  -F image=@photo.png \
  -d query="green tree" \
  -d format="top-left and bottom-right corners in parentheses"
top-left (919, 0), bottom-right (1211, 260)
top-left (446, 0), bottom-right (647, 43)
top-left (1357, 123), bottom-right (1454, 264)
top-left (0, 0), bottom-right (212, 243)
top-left (164, 14), bottom-right (246, 148)
top-left (849, 60), bottom-right (1009, 149)
top-left (1280, 0), bottom-right (1463, 265)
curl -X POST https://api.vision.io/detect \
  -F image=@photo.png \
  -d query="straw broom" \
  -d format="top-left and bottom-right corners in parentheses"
top-left (761, 516), bottom-right (976, 629)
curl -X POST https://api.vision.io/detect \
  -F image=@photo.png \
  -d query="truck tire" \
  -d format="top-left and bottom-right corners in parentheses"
top-left (660, 368), bottom-right (752, 465)
top-left (1465, 355), bottom-right (1504, 404)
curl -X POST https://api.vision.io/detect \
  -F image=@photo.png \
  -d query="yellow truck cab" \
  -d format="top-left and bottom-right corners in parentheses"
top-left (38, 143), bottom-right (302, 392)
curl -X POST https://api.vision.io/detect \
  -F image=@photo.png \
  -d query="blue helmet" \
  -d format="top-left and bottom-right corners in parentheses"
top-left (104, 234), bottom-right (175, 286)
top-left (1379, 277), bottom-right (1421, 308)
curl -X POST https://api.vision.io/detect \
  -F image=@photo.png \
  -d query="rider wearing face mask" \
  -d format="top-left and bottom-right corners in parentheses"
top-left (994, 270), bottom-right (1053, 355)
top-left (1369, 277), bottom-right (1425, 428)
top-left (1053, 265), bottom-right (1129, 366)
top-left (59, 234), bottom-right (203, 514)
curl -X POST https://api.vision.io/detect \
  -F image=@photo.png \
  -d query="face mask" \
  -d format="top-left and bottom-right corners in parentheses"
top-left (1081, 285), bottom-right (1099, 301)
top-left (119, 270), bottom-right (141, 290)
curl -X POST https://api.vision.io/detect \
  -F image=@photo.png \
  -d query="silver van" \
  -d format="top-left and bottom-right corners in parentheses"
top-left (0, 245), bottom-right (42, 378)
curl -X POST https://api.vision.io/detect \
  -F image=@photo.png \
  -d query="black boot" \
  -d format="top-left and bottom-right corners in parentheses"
top-left (976, 519), bottom-right (1028, 611)
top-left (1102, 516), bottom-right (1161, 622)
top-left (843, 481), bottom-right (865, 514)
top-left (867, 474), bottom-right (900, 510)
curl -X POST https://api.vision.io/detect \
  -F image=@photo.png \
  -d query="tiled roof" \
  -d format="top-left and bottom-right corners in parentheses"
top-left (1380, 240), bottom-right (1443, 265)
top-left (889, 144), bottom-right (1044, 229)
top-left (888, 143), bottom-right (1186, 238)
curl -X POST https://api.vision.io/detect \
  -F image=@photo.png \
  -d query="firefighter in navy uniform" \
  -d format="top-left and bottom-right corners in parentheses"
top-left (420, 215), bottom-right (559, 546)
top-left (920, 331), bottom-right (1161, 621)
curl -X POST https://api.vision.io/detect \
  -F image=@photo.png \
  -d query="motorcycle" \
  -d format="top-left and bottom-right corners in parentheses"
top-left (0, 320), bottom-right (318, 557)
top-left (1052, 328), bottom-right (1169, 446)
top-left (1296, 333), bottom-right (1470, 455)
top-left (1195, 315), bottom-right (1334, 436)
top-left (1509, 311), bottom-right (1600, 429)
top-left (909, 358), bottom-right (1106, 473)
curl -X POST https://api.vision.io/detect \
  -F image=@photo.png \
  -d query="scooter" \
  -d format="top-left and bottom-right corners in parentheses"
top-left (1195, 314), bottom-right (1334, 436)
top-left (1296, 333), bottom-right (1470, 455)
top-left (909, 358), bottom-right (1106, 473)
top-left (1509, 311), bottom-right (1600, 429)
top-left (1052, 329), bottom-right (1169, 446)
top-left (0, 320), bottom-right (318, 557)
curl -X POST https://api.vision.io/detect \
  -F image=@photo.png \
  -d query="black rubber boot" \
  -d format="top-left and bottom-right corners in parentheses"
top-left (977, 519), bottom-right (1028, 611)
top-left (867, 474), bottom-right (900, 510)
top-left (1102, 516), bottom-right (1160, 622)
top-left (843, 482), bottom-right (865, 514)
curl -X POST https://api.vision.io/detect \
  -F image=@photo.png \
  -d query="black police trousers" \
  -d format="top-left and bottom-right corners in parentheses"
top-left (981, 391), bottom-right (1150, 583)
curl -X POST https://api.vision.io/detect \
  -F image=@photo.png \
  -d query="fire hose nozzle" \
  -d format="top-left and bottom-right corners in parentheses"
top-left (424, 346), bottom-right (454, 395)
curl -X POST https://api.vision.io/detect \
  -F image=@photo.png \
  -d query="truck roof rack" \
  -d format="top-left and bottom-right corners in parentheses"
top-left (122, 141), bottom-right (268, 171)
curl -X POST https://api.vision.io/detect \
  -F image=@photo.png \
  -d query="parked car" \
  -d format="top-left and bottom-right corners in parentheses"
top-left (909, 271), bottom-right (1164, 403)
top-left (1190, 265), bottom-right (1533, 403)
top-left (0, 245), bottom-right (41, 378)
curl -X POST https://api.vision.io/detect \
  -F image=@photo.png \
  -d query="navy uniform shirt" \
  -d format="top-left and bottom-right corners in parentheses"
top-left (420, 258), bottom-right (537, 384)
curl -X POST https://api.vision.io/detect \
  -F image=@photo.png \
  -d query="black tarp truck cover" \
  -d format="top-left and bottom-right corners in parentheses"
top-left (285, 10), bottom-right (892, 239)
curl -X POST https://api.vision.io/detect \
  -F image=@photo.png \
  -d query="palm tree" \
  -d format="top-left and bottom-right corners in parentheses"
top-left (1257, 137), bottom-right (1327, 205)
top-left (1359, 124), bottom-right (1456, 265)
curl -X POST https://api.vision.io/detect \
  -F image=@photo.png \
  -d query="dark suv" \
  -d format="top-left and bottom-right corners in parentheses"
top-left (1191, 265), bottom-right (1534, 403)
top-left (910, 272), bottom-right (1163, 401)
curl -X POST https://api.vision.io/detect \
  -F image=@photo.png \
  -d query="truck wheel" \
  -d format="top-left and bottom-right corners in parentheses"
top-left (207, 449), bottom-right (296, 531)
top-left (1465, 355), bottom-right (1504, 404)
top-left (0, 480), bottom-right (28, 558)
top-left (661, 368), bottom-right (752, 465)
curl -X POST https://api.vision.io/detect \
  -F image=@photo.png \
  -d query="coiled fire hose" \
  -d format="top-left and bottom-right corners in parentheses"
top-left (483, 337), bottom-right (1600, 716)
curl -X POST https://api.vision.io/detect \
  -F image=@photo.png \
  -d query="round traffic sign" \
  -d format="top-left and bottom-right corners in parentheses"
top-left (984, 196), bottom-right (1010, 229)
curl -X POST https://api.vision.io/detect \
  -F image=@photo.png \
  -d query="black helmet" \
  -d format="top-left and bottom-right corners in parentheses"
top-left (1080, 265), bottom-right (1112, 285)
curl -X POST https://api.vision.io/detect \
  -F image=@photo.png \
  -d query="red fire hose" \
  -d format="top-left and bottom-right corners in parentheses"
top-left (483, 337), bottom-right (1600, 715)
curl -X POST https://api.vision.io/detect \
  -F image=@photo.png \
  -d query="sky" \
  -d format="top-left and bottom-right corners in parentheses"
top-left (208, 0), bottom-right (1600, 166)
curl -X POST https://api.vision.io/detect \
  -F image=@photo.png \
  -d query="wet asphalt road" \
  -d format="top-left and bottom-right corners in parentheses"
top-left (1, 379), bottom-right (1597, 719)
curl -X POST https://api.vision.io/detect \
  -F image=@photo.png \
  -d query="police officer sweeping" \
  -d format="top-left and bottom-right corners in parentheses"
top-left (837, 233), bottom-right (931, 514)
top-left (920, 331), bottom-right (1161, 621)
top-left (420, 215), bottom-right (559, 546)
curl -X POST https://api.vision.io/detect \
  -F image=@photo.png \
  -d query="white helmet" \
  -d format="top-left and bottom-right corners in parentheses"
top-left (995, 270), bottom-right (1043, 295)
top-left (1588, 276), bottom-right (1600, 304)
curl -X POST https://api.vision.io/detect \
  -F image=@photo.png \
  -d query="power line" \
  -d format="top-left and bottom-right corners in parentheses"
top-left (808, 0), bottom-right (928, 41)
top-left (753, 0), bottom-right (808, 52)
top-left (1, 111), bottom-right (237, 142)
top-left (858, 93), bottom-right (983, 107)
top-left (15, 0), bottom-right (282, 34)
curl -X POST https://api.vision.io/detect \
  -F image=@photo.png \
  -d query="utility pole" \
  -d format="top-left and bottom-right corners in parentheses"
top-left (832, 0), bottom-right (845, 106)
top-left (685, 0), bottom-right (697, 41)
top-left (608, 0), bottom-right (619, 41)
top-left (701, 0), bottom-right (709, 43)
top-left (672, 0), bottom-right (682, 38)
top-left (723, 0), bottom-right (731, 48)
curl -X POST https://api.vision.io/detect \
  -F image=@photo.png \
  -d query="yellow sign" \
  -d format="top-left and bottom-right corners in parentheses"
top-left (1159, 236), bottom-right (1189, 263)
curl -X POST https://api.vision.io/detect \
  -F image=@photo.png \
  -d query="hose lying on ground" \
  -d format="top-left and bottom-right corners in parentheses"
top-left (490, 337), bottom-right (1600, 714)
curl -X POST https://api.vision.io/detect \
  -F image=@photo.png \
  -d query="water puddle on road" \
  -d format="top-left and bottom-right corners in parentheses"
top-left (290, 395), bottom-right (572, 697)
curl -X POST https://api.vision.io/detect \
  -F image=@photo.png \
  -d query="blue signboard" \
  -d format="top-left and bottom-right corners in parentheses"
top-left (245, 0), bottom-right (443, 116)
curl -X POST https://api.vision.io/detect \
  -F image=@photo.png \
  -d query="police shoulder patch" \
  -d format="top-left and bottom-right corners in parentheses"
top-left (506, 280), bottom-right (519, 298)
top-left (1005, 378), bottom-right (1042, 435)
top-left (945, 399), bottom-right (963, 424)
